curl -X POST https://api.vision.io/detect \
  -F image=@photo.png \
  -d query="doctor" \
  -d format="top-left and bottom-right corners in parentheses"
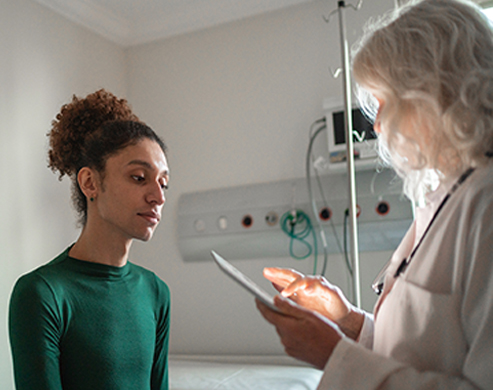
top-left (257, 0), bottom-right (493, 388)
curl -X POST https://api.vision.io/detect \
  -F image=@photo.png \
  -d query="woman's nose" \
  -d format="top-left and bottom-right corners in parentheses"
top-left (374, 120), bottom-right (382, 134)
top-left (148, 181), bottom-right (166, 205)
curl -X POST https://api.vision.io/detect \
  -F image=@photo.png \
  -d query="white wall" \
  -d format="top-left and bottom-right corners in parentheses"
top-left (126, 0), bottom-right (395, 356)
top-left (1, 0), bottom-right (398, 387)
top-left (0, 0), bottom-right (126, 388)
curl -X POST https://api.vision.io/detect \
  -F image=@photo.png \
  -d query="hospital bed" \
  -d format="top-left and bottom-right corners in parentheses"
top-left (169, 355), bottom-right (323, 390)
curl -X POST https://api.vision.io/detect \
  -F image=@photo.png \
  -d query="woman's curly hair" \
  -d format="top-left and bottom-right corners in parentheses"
top-left (47, 89), bottom-right (166, 225)
top-left (48, 89), bottom-right (139, 178)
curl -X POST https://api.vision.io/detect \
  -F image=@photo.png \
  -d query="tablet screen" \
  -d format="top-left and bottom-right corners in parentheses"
top-left (211, 250), bottom-right (280, 312)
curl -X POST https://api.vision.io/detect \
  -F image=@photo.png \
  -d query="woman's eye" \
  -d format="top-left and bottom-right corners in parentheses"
top-left (132, 175), bottom-right (145, 182)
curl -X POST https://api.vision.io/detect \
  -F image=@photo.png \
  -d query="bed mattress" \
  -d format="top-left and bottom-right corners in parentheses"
top-left (169, 358), bottom-right (323, 390)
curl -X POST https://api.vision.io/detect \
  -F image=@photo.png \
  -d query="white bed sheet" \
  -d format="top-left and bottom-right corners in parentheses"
top-left (169, 359), bottom-right (323, 390)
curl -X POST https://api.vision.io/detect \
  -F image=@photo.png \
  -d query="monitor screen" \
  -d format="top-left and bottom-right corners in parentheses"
top-left (332, 108), bottom-right (376, 145)
top-left (325, 105), bottom-right (379, 168)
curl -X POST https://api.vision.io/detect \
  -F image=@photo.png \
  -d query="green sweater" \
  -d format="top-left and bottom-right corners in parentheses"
top-left (9, 247), bottom-right (170, 390)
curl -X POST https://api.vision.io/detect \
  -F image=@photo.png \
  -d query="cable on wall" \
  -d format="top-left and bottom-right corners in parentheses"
top-left (280, 209), bottom-right (318, 274)
top-left (306, 118), bottom-right (355, 279)
top-left (306, 119), bottom-right (329, 275)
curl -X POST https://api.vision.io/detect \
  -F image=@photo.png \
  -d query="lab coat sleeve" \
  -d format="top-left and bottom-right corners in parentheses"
top-left (357, 312), bottom-right (374, 349)
top-left (318, 338), bottom-right (483, 390)
top-left (318, 338), bottom-right (406, 390)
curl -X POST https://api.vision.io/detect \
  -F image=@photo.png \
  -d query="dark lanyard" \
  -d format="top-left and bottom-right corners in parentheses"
top-left (393, 167), bottom-right (476, 279)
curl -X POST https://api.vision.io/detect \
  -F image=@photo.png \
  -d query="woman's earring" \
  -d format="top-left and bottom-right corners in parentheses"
top-left (90, 197), bottom-right (94, 202)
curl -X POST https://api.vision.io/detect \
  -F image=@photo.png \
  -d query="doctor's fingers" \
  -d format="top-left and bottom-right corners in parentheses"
top-left (280, 275), bottom-right (329, 298)
top-left (255, 296), bottom-right (307, 325)
top-left (256, 299), bottom-right (288, 326)
top-left (280, 278), bottom-right (353, 322)
top-left (269, 300), bottom-right (342, 369)
top-left (263, 267), bottom-right (305, 289)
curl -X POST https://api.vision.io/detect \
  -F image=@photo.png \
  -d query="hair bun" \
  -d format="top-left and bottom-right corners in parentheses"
top-left (47, 89), bottom-right (139, 179)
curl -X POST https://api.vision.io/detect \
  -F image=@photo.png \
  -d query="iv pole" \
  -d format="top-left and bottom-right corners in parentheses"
top-left (327, 1), bottom-right (362, 308)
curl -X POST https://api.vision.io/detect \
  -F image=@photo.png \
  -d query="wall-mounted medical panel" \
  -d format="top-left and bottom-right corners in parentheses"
top-left (177, 169), bottom-right (413, 262)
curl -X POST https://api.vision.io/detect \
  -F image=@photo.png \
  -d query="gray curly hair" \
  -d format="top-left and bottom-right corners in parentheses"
top-left (353, 0), bottom-right (493, 201)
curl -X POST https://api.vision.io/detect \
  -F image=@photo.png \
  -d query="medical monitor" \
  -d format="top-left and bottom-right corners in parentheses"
top-left (325, 105), bottom-right (378, 170)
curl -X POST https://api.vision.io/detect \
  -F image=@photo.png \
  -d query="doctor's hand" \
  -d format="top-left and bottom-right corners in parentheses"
top-left (263, 267), bottom-right (364, 340)
top-left (256, 296), bottom-right (342, 370)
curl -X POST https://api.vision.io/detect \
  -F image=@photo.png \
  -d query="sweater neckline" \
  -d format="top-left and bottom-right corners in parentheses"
top-left (63, 246), bottom-right (131, 280)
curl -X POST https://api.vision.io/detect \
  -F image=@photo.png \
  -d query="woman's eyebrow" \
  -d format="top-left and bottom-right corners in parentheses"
top-left (127, 159), bottom-right (152, 169)
top-left (127, 159), bottom-right (169, 176)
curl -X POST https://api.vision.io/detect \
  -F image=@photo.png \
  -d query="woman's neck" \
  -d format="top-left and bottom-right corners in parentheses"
top-left (69, 226), bottom-right (132, 267)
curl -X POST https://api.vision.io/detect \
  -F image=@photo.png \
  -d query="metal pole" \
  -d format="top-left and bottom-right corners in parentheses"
top-left (337, 0), bottom-right (362, 308)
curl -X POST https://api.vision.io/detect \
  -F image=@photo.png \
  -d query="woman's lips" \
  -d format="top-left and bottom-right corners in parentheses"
top-left (138, 211), bottom-right (160, 224)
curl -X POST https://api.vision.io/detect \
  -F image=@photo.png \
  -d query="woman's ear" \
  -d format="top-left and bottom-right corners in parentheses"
top-left (77, 167), bottom-right (100, 201)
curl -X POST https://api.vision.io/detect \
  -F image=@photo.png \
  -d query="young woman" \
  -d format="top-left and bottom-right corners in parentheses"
top-left (9, 89), bottom-right (171, 390)
top-left (257, 0), bottom-right (493, 389)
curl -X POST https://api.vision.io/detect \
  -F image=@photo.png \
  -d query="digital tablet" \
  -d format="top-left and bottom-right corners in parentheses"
top-left (211, 250), bottom-right (280, 313)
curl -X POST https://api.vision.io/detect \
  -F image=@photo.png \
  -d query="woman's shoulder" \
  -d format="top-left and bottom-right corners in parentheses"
top-left (17, 247), bottom-right (70, 278)
top-left (451, 164), bottom-right (493, 243)
top-left (461, 163), bottom-right (493, 203)
top-left (472, 162), bottom-right (493, 184)
top-left (11, 251), bottom-right (72, 307)
top-left (128, 262), bottom-right (170, 294)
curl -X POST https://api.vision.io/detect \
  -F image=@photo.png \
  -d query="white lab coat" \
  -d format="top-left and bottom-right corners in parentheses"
top-left (318, 162), bottom-right (493, 390)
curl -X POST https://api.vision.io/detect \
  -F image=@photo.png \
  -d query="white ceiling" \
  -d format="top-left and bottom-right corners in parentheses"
top-left (32, 0), bottom-right (315, 47)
